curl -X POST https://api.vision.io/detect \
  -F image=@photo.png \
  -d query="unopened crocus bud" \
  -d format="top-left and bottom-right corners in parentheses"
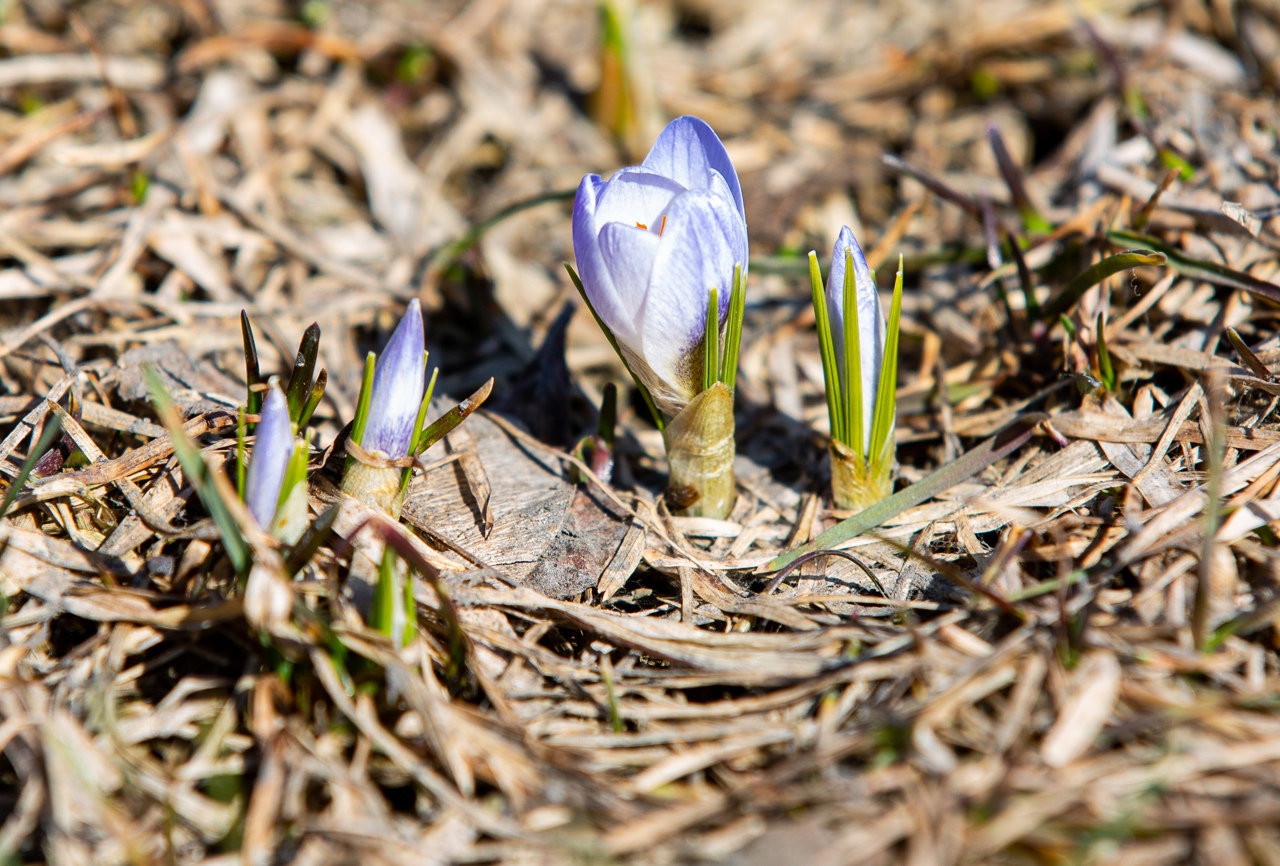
top-left (812, 226), bottom-right (902, 511)
top-left (826, 227), bottom-right (887, 460)
top-left (571, 115), bottom-right (747, 518)
top-left (342, 300), bottom-right (427, 517)
top-left (363, 299), bottom-right (426, 460)
top-left (245, 384), bottom-right (293, 529)
top-left (244, 383), bottom-right (310, 543)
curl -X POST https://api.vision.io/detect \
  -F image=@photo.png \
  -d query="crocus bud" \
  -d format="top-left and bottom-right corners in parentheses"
top-left (342, 300), bottom-right (427, 517)
top-left (244, 382), bottom-right (310, 542)
top-left (364, 299), bottom-right (426, 459)
top-left (572, 115), bottom-right (747, 518)
top-left (244, 384), bottom-right (293, 529)
top-left (812, 226), bottom-right (901, 511)
top-left (827, 227), bottom-right (886, 457)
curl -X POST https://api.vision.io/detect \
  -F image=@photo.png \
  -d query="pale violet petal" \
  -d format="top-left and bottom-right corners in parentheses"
top-left (825, 226), bottom-right (885, 455)
top-left (704, 169), bottom-right (744, 226)
top-left (824, 226), bottom-right (853, 386)
top-left (856, 259), bottom-right (887, 456)
top-left (363, 299), bottom-right (425, 458)
top-left (592, 168), bottom-right (685, 232)
top-left (573, 174), bottom-right (632, 340)
top-left (597, 222), bottom-right (661, 347)
top-left (245, 384), bottom-right (293, 528)
top-left (641, 116), bottom-right (745, 222)
top-left (637, 189), bottom-right (747, 398)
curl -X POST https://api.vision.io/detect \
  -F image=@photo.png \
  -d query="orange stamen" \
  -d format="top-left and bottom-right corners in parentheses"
top-left (635, 221), bottom-right (647, 230)
top-left (658, 215), bottom-right (667, 236)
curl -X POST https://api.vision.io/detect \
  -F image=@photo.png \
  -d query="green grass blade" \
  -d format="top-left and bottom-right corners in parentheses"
top-left (1039, 249), bottom-right (1167, 322)
top-left (427, 189), bottom-right (576, 277)
top-left (869, 257), bottom-right (904, 465)
top-left (371, 544), bottom-right (398, 640)
top-left (405, 352), bottom-right (432, 455)
top-left (236, 406), bottom-right (247, 500)
top-left (565, 262), bottom-right (665, 431)
top-left (1096, 312), bottom-right (1115, 392)
top-left (401, 557), bottom-right (418, 647)
top-left (600, 654), bottom-right (624, 733)
top-left (703, 287), bottom-right (719, 393)
top-left (0, 412), bottom-right (63, 521)
top-left (844, 249), bottom-right (864, 456)
top-left (421, 364), bottom-right (438, 418)
top-left (1108, 229), bottom-right (1280, 303)
top-left (766, 414), bottom-right (1043, 571)
top-left (375, 521), bottom-right (469, 688)
top-left (810, 251), bottom-right (844, 444)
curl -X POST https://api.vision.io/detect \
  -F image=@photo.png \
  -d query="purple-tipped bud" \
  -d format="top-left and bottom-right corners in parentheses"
top-left (362, 299), bottom-right (426, 459)
top-left (245, 384), bottom-right (293, 528)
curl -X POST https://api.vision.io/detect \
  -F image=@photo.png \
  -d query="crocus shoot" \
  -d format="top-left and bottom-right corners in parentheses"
top-left (243, 382), bottom-right (310, 543)
top-left (342, 299), bottom-right (435, 518)
top-left (569, 115), bottom-right (747, 518)
top-left (810, 227), bottom-right (903, 511)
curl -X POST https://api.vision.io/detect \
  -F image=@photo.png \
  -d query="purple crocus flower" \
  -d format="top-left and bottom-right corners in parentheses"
top-left (362, 299), bottom-right (426, 458)
top-left (572, 115), bottom-right (747, 416)
top-left (245, 383), bottom-right (293, 528)
top-left (826, 227), bottom-right (887, 457)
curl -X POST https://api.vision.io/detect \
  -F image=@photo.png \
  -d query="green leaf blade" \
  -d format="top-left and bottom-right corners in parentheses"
top-left (869, 257), bottom-right (904, 466)
top-left (810, 251), bottom-right (844, 445)
top-left (1040, 249), bottom-right (1167, 323)
top-left (844, 249), bottom-right (864, 456)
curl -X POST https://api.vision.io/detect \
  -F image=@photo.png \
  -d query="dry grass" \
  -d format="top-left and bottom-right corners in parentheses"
top-left (3, 0), bottom-right (1280, 863)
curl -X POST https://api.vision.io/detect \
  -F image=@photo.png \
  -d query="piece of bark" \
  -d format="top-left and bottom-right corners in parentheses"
top-left (525, 487), bottom-right (630, 599)
top-left (404, 409), bottom-right (637, 598)
top-left (402, 411), bottom-right (575, 581)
